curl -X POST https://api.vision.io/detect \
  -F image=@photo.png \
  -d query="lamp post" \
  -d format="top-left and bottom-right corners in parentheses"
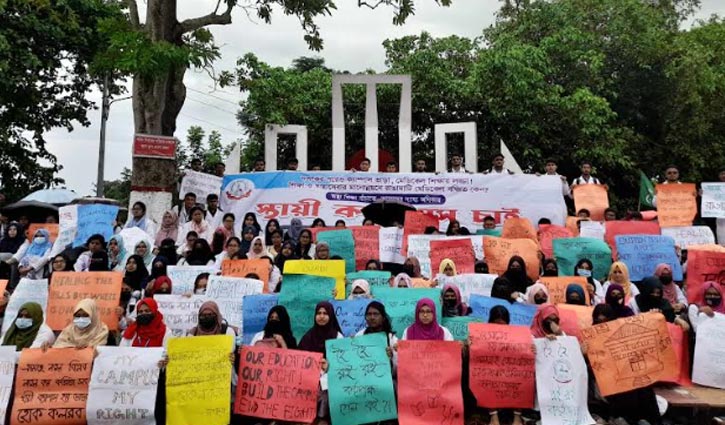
top-left (96, 75), bottom-right (131, 197)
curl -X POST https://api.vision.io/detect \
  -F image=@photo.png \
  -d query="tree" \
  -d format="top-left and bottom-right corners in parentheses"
top-left (0, 0), bottom-right (122, 201)
top-left (102, 168), bottom-right (132, 207)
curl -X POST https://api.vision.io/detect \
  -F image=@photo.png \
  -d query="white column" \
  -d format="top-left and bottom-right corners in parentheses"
top-left (264, 124), bottom-right (309, 171)
top-left (331, 76), bottom-right (345, 171)
top-left (433, 122), bottom-right (478, 173)
top-left (365, 83), bottom-right (379, 170)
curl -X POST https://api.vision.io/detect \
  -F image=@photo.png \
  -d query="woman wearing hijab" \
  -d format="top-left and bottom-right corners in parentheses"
top-left (133, 240), bottom-right (154, 271)
top-left (491, 277), bottom-right (522, 303)
top-left (604, 284), bottom-right (635, 318)
top-left (438, 259), bottom-right (457, 278)
top-left (120, 298), bottom-right (171, 347)
top-left (123, 255), bottom-right (149, 292)
top-left (125, 201), bottom-right (157, 238)
top-left (688, 282), bottom-right (725, 332)
top-left (264, 219), bottom-right (281, 246)
top-left (630, 277), bottom-right (689, 332)
top-left (2, 302), bottom-right (55, 350)
top-left (154, 210), bottom-right (179, 248)
top-left (250, 306), bottom-right (297, 349)
top-left (239, 226), bottom-right (258, 256)
top-left (403, 257), bottom-right (424, 278)
top-left (315, 242), bottom-right (331, 260)
top-left (402, 298), bottom-right (453, 341)
top-left (54, 299), bottom-right (109, 348)
top-left (285, 218), bottom-right (304, 243)
top-left (602, 261), bottom-right (639, 301)
top-left (180, 239), bottom-right (215, 266)
top-left (241, 212), bottom-right (263, 235)
top-left (294, 229), bottom-right (315, 260)
top-left (525, 282), bottom-right (550, 305)
top-left (442, 285), bottom-right (471, 317)
top-left (273, 241), bottom-right (296, 275)
top-left (530, 304), bottom-right (563, 339)
top-left (13, 228), bottom-right (52, 280)
top-left (502, 255), bottom-right (533, 294)
top-left (348, 279), bottom-right (371, 299)
top-left (488, 305), bottom-right (510, 325)
top-left (179, 206), bottom-right (212, 243)
top-left (541, 258), bottom-right (558, 277)
top-left (107, 235), bottom-right (127, 272)
top-left (393, 273), bottom-right (413, 288)
top-left (246, 236), bottom-right (269, 260)
top-left (148, 256), bottom-right (169, 280)
top-left (88, 251), bottom-right (110, 272)
top-left (565, 284), bottom-right (587, 305)
top-left (654, 263), bottom-right (686, 313)
top-left (0, 223), bottom-right (24, 258)
top-left (157, 238), bottom-right (178, 266)
top-left (366, 259), bottom-right (382, 271)
top-left (188, 301), bottom-right (237, 337)
top-left (574, 258), bottom-right (604, 304)
top-left (146, 276), bottom-right (172, 297)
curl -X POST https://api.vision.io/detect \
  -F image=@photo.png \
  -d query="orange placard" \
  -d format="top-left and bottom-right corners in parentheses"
top-left (221, 259), bottom-right (270, 292)
top-left (429, 238), bottom-right (475, 275)
top-left (655, 183), bottom-right (697, 227)
top-left (537, 224), bottom-right (573, 259)
top-left (398, 341), bottom-right (464, 425)
top-left (402, 211), bottom-right (439, 256)
top-left (581, 312), bottom-right (677, 396)
top-left (660, 323), bottom-right (692, 386)
top-left (557, 304), bottom-right (593, 342)
top-left (468, 323), bottom-right (535, 409)
top-left (12, 347), bottom-right (93, 424)
top-left (411, 278), bottom-right (433, 288)
top-left (573, 184), bottom-right (609, 221)
top-left (309, 226), bottom-right (336, 242)
top-left (26, 223), bottom-right (59, 242)
top-left (349, 226), bottom-right (380, 271)
top-left (539, 276), bottom-right (590, 305)
top-left (566, 216), bottom-right (581, 237)
top-left (683, 247), bottom-right (725, 304)
top-left (46, 272), bottom-right (122, 331)
top-left (0, 280), bottom-right (7, 295)
top-left (482, 237), bottom-right (540, 281)
top-left (501, 217), bottom-right (538, 242)
top-left (604, 220), bottom-right (661, 259)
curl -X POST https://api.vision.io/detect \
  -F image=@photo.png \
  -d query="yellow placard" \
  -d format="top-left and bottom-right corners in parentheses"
top-left (283, 259), bottom-right (346, 300)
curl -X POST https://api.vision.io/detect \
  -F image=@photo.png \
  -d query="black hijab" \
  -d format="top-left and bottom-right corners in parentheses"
top-left (124, 254), bottom-right (149, 291)
top-left (635, 277), bottom-right (675, 322)
top-left (502, 255), bottom-right (533, 293)
top-left (363, 301), bottom-right (394, 336)
top-left (186, 239), bottom-right (215, 265)
top-left (298, 301), bottom-right (342, 355)
top-left (490, 277), bottom-right (515, 303)
top-left (150, 256), bottom-right (169, 279)
top-left (0, 223), bottom-right (24, 254)
top-left (89, 251), bottom-right (110, 272)
top-left (263, 306), bottom-right (297, 349)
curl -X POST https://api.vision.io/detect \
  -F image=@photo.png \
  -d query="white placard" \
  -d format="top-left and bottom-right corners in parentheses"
top-left (206, 276), bottom-right (264, 330)
top-left (407, 234), bottom-right (484, 278)
top-left (50, 204), bottom-right (78, 257)
top-left (437, 273), bottom-right (497, 303)
top-left (87, 346), bottom-right (163, 425)
top-left (378, 227), bottom-right (404, 264)
top-left (535, 336), bottom-right (595, 425)
top-left (579, 220), bottom-right (605, 240)
top-left (661, 226), bottom-right (715, 249)
top-left (692, 314), bottom-right (725, 389)
top-left (179, 170), bottom-right (223, 205)
top-left (154, 294), bottom-right (207, 336)
top-left (0, 346), bottom-right (16, 424)
top-left (2, 279), bottom-right (48, 335)
top-left (167, 266), bottom-right (218, 295)
top-left (701, 182), bottom-right (725, 218)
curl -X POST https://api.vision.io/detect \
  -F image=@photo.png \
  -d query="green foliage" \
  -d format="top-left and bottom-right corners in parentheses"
top-left (178, 126), bottom-right (234, 173)
top-left (102, 167), bottom-right (132, 207)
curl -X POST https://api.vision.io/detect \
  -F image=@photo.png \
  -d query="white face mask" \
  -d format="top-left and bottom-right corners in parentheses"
top-left (73, 317), bottom-right (92, 329)
top-left (577, 268), bottom-right (592, 277)
top-left (34, 236), bottom-right (47, 245)
top-left (15, 318), bottom-right (33, 329)
top-left (195, 288), bottom-right (206, 295)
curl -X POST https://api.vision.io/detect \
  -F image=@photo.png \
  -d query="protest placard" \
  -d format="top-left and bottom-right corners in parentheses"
top-left (604, 221), bottom-right (661, 259)
top-left (556, 304), bottom-right (594, 340)
top-left (573, 184), bottom-right (609, 221)
top-left (330, 299), bottom-right (371, 337)
top-left (167, 335), bottom-right (233, 425)
top-left (581, 312), bottom-right (677, 396)
top-left (0, 346), bottom-right (15, 425)
top-left (553, 237), bottom-right (612, 281)
top-left (372, 287), bottom-right (442, 336)
top-left (659, 323), bottom-right (691, 386)
top-left (349, 226), bottom-right (380, 271)
top-left (235, 346), bottom-right (322, 422)
top-left (51, 205), bottom-right (78, 257)
top-left (0, 281), bottom-right (7, 298)
top-left (402, 211), bottom-right (439, 256)
top-left (327, 333), bottom-right (397, 425)
top-left (398, 341), bottom-right (463, 425)
top-left (87, 346), bottom-right (164, 425)
top-left (378, 226), bottom-right (404, 264)
top-left (684, 247), bottom-right (725, 303)
top-left (3, 279), bottom-right (48, 335)
top-left (482, 237), bottom-right (539, 281)
top-left (221, 259), bottom-right (270, 292)
top-left (318, 229), bottom-right (356, 274)
top-left (468, 323), bottom-right (535, 409)
top-left (441, 316), bottom-right (483, 341)
top-left (566, 216), bottom-right (581, 237)
top-left (154, 294), bottom-right (207, 336)
top-left (579, 220), bottom-right (605, 240)
top-left (26, 224), bottom-right (59, 243)
top-left (407, 234), bottom-right (446, 278)
top-left (656, 183), bottom-right (697, 227)
top-left (476, 228), bottom-right (502, 237)
top-left (308, 227), bottom-right (336, 242)
top-left (242, 294), bottom-right (279, 345)
top-left (167, 265), bottom-right (218, 295)
top-left (283, 260), bottom-right (345, 300)
top-left (539, 276), bottom-right (590, 305)
top-left (437, 274), bottom-right (497, 303)
top-left (46, 272), bottom-right (122, 331)
top-left (534, 336), bottom-right (595, 425)
top-left (660, 226), bottom-right (715, 249)
top-left (179, 170), bottom-right (222, 205)
top-left (692, 314), bottom-right (725, 389)
top-left (12, 347), bottom-right (93, 424)
top-left (468, 295), bottom-right (536, 326)
top-left (206, 276), bottom-right (264, 330)
top-left (537, 224), bottom-right (573, 258)
top-left (701, 182), bottom-right (725, 218)
top-left (429, 238), bottom-right (475, 275)
top-left (615, 235), bottom-right (683, 281)
top-left (72, 204), bottom-right (119, 247)
top-left (345, 271), bottom-right (391, 297)
top-left (279, 274), bottom-right (337, 340)
top-left (501, 217), bottom-right (538, 242)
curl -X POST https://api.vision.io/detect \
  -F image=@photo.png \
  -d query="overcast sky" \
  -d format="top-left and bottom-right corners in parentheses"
top-left (45, 0), bottom-right (725, 196)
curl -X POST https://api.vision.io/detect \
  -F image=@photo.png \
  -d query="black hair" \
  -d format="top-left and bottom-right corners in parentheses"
top-left (488, 305), bottom-right (510, 324)
top-left (132, 201), bottom-right (146, 213)
top-left (222, 213), bottom-right (235, 221)
top-left (206, 193), bottom-right (219, 202)
top-left (538, 218), bottom-right (552, 226)
top-left (86, 234), bottom-right (106, 246)
top-left (183, 192), bottom-right (197, 199)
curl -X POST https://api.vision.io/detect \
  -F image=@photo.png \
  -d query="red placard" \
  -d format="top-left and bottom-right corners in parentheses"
top-left (537, 224), bottom-right (573, 258)
top-left (429, 238), bottom-right (475, 275)
top-left (604, 220), bottom-right (660, 259)
top-left (133, 134), bottom-right (176, 159)
top-left (660, 323), bottom-right (692, 386)
top-left (402, 211), bottom-right (439, 256)
top-left (684, 246), bottom-right (725, 304)
top-left (349, 226), bottom-right (380, 271)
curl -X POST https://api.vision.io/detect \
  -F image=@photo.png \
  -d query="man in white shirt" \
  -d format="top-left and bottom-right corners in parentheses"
top-left (205, 194), bottom-right (224, 230)
top-left (448, 153), bottom-right (468, 173)
top-left (571, 161), bottom-right (600, 187)
top-left (541, 158), bottom-right (571, 197)
top-left (484, 153), bottom-right (514, 175)
top-left (173, 192), bottom-right (197, 226)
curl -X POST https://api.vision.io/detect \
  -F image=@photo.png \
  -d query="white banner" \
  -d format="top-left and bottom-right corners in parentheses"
top-left (692, 314), bottom-right (725, 389)
top-left (378, 227), bottom-right (404, 263)
top-left (50, 205), bottom-right (78, 257)
top-left (179, 170), bottom-right (223, 205)
top-left (534, 336), bottom-right (595, 425)
top-left (0, 346), bottom-right (15, 425)
top-left (220, 172), bottom-right (567, 230)
top-left (154, 294), bottom-right (207, 336)
top-left (701, 182), bottom-right (725, 218)
top-left (206, 276), bottom-right (264, 330)
top-left (661, 226), bottom-right (715, 249)
top-left (167, 266), bottom-right (218, 295)
top-left (2, 279), bottom-right (48, 335)
top-left (87, 346), bottom-right (163, 425)
top-left (579, 220), bottom-right (605, 240)
top-left (437, 273), bottom-right (496, 303)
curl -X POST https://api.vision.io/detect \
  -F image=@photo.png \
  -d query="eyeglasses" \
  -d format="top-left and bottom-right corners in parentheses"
top-left (419, 309), bottom-right (434, 315)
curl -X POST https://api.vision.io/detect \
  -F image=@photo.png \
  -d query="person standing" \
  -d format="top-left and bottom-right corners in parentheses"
top-left (540, 158), bottom-right (571, 197)
top-left (448, 153), bottom-right (468, 173)
top-left (205, 194), bottom-right (224, 230)
top-left (571, 161), bottom-right (600, 188)
top-left (484, 153), bottom-right (514, 175)
top-left (414, 158), bottom-right (428, 172)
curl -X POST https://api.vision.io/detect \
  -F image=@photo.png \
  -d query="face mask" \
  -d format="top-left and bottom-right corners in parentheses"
top-left (543, 318), bottom-right (559, 334)
top-left (534, 297), bottom-right (547, 305)
top-left (135, 314), bottom-right (154, 326)
top-left (706, 296), bottom-right (722, 307)
top-left (660, 276), bottom-right (673, 285)
top-left (15, 318), bottom-right (33, 329)
top-left (351, 293), bottom-right (365, 299)
top-left (265, 320), bottom-right (284, 335)
top-left (120, 291), bottom-right (132, 302)
top-left (34, 237), bottom-right (46, 245)
top-left (195, 288), bottom-right (206, 295)
top-left (198, 316), bottom-right (217, 330)
top-left (577, 269), bottom-right (592, 277)
top-left (444, 299), bottom-right (457, 308)
top-left (74, 317), bottom-right (92, 329)
top-left (156, 289), bottom-right (170, 295)
top-left (543, 269), bottom-right (557, 277)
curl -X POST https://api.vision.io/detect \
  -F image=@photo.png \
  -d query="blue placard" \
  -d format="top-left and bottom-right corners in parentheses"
top-left (615, 234), bottom-right (683, 281)
top-left (73, 204), bottom-right (119, 247)
top-left (329, 298), bottom-right (372, 337)
top-left (242, 294), bottom-right (279, 345)
top-left (468, 295), bottom-right (536, 326)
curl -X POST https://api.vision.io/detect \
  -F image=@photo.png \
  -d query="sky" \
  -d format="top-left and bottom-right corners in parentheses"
top-left (45, 0), bottom-right (725, 196)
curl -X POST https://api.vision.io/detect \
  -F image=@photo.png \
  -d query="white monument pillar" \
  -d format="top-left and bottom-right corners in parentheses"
top-left (433, 122), bottom-right (478, 173)
top-left (264, 124), bottom-right (308, 171)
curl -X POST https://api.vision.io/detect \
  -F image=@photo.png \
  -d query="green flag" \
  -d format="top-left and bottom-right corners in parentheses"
top-left (639, 170), bottom-right (655, 209)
